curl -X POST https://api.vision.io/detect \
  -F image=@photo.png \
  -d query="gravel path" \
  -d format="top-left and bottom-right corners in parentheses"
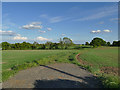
top-left (2, 63), bottom-right (102, 88)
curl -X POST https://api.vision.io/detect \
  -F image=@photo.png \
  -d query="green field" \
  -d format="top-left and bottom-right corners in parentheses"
top-left (2, 50), bottom-right (82, 82)
top-left (1, 47), bottom-right (120, 88)
top-left (80, 47), bottom-right (118, 70)
top-left (79, 47), bottom-right (119, 88)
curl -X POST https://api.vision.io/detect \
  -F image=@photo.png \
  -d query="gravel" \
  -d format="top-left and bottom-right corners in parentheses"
top-left (2, 63), bottom-right (103, 88)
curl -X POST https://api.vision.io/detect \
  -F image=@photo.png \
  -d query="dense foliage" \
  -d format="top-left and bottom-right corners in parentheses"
top-left (90, 37), bottom-right (107, 47)
top-left (1, 37), bottom-right (120, 50)
top-left (89, 37), bottom-right (120, 47)
top-left (1, 37), bottom-right (74, 50)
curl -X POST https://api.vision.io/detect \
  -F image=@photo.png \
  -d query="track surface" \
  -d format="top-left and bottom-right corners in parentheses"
top-left (3, 63), bottom-right (102, 88)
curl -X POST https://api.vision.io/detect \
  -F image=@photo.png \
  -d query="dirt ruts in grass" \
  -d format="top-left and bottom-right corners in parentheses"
top-left (76, 53), bottom-right (118, 76)
top-left (76, 54), bottom-right (92, 66)
top-left (0, 62), bottom-right (6, 64)
top-left (100, 67), bottom-right (118, 76)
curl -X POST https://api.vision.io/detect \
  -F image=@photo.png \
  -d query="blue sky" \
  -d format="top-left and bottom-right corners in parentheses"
top-left (1, 2), bottom-right (118, 44)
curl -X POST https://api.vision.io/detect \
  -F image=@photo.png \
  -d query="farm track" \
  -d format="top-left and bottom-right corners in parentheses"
top-left (2, 63), bottom-right (103, 88)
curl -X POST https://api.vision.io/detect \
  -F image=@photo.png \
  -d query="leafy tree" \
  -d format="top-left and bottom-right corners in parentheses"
top-left (90, 37), bottom-right (106, 47)
top-left (63, 37), bottom-right (74, 49)
top-left (54, 43), bottom-right (59, 49)
top-left (45, 41), bottom-right (53, 49)
top-left (85, 42), bottom-right (89, 45)
top-left (15, 43), bottom-right (21, 49)
top-left (112, 41), bottom-right (118, 46)
top-left (59, 38), bottom-right (64, 49)
top-left (2, 42), bottom-right (10, 50)
top-left (107, 42), bottom-right (111, 46)
top-left (112, 40), bottom-right (120, 46)
top-left (41, 44), bottom-right (46, 49)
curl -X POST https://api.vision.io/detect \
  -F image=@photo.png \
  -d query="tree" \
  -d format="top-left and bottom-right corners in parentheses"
top-left (63, 37), bottom-right (74, 49)
top-left (2, 42), bottom-right (10, 50)
top-left (112, 40), bottom-right (120, 46)
top-left (107, 42), bottom-right (110, 46)
top-left (85, 42), bottom-right (89, 45)
top-left (45, 41), bottom-right (53, 49)
top-left (118, 41), bottom-right (120, 46)
top-left (90, 37), bottom-right (106, 47)
top-left (112, 41), bottom-right (118, 46)
top-left (41, 44), bottom-right (46, 49)
top-left (15, 43), bottom-right (21, 49)
top-left (54, 43), bottom-right (59, 49)
top-left (59, 38), bottom-right (64, 49)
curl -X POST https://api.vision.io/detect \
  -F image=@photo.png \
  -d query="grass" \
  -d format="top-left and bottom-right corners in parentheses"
top-left (1, 47), bottom-right (119, 88)
top-left (79, 47), bottom-right (120, 88)
top-left (2, 50), bottom-right (82, 82)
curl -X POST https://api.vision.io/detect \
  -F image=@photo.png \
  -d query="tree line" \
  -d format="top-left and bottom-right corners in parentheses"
top-left (85, 37), bottom-right (120, 47)
top-left (1, 37), bottom-right (74, 50)
top-left (1, 37), bottom-right (120, 50)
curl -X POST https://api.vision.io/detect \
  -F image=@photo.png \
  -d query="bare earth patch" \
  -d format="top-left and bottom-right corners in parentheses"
top-left (0, 62), bottom-right (6, 64)
top-left (76, 54), bottom-right (93, 66)
top-left (76, 54), bottom-right (118, 76)
top-left (100, 67), bottom-right (118, 76)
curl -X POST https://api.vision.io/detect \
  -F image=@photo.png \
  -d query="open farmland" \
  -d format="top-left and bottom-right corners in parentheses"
top-left (79, 47), bottom-right (118, 74)
top-left (2, 50), bottom-right (82, 81)
top-left (2, 47), bottom-right (120, 88)
top-left (79, 47), bottom-right (119, 88)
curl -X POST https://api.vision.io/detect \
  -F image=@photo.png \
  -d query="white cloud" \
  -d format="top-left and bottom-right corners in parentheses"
top-left (21, 22), bottom-right (42, 30)
top-left (31, 22), bottom-right (42, 25)
top-left (36, 36), bottom-right (52, 41)
top-left (47, 28), bottom-right (52, 31)
top-left (38, 30), bottom-right (46, 33)
top-left (103, 29), bottom-right (112, 33)
top-left (91, 30), bottom-right (101, 33)
top-left (91, 29), bottom-right (112, 33)
top-left (40, 14), bottom-right (48, 18)
top-left (40, 14), bottom-right (71, 23)
top-left (0, 26), bottom-right (9, 29)
top-left (61, 34), bottom-right (66, 36)
top-left (13, 34), bottom-right (27, 40)
top-left (99, 21), bottom-right (104, 24)
top-left (110, 18), bottom-right (118, 21)
top-left (0, 30), bottom-right (16, 36)
top-left (50, 16), bottom-right (63, 23)
top-left (74, 5), bottom-right (117, 21)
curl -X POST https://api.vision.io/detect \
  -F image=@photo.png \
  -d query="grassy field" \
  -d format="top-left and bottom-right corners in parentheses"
top-left (79, 47), bottom-right (119, 88)
top-left (1, 47), bottom-right (119, 88)
top-left (2, 50), bottom-right (82, 82)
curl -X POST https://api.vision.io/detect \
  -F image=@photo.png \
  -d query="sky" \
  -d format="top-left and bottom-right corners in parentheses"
top-left (1, 2), bottom-right (118, 44)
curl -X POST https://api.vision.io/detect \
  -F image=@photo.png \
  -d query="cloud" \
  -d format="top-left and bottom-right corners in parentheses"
top-left (47, 28), bottom-right (52, 31)
top-left (13, 34), bottom-right (27, 40)
top-left (31, 22), bottom-right (42, 25)
top-left (0, 30), bottom-right (16, 36)
top-left (61, 34), bottom-right (66, 36)
top-left (0, 26), bottom-right (9, 30)
top-left (49, 16), bottom-right (64, 23)
top-left (74, 5), bottom-right (117, 21)
top-left (103, 29), bottom-right (112, 33)
top-left (40, 14), bottom-right (48, 18)
top-left (91, 29), bottom-right (112, 34)
top-left (110, 18), bottom-right (118, 21)
top-left (91, 30), bottom-right (101, 33)
top-left (21, 22), bottom-right (42, 30)
top-left (99, 21), bottom-right (104, 24)
top-left (40, 14), bottom-right (71, 23)
top-left (36, 36), bottom-right (52, 41)
top-left (38, 30), bottom-right (46, 33)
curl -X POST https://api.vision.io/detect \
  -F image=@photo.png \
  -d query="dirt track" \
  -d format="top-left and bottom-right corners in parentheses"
top-left (2, 63), bottom-right (103, 88)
